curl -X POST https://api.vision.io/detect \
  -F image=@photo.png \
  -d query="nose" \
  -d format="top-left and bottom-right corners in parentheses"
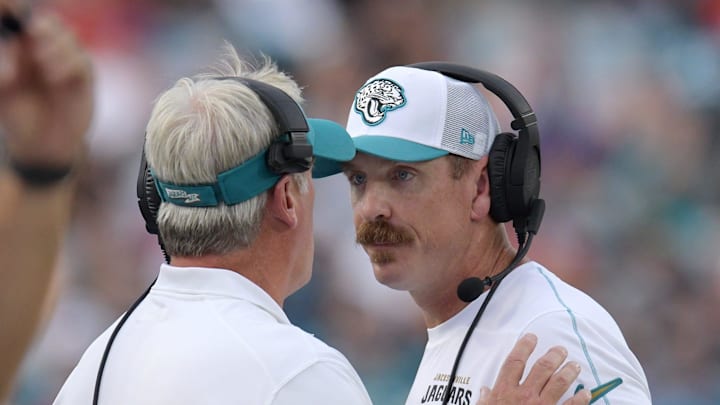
top-left (353, 183), bottom-right (392, 223)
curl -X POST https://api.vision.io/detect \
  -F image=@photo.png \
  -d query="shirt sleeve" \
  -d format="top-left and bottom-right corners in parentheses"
top-left (520, 310), bottom-right (652, 405)
top-left (272, 359), bottom-right (373, 405)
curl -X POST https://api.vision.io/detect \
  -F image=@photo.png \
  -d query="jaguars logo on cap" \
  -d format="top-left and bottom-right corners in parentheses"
top-left (354, 78), bottom-right (406, 126)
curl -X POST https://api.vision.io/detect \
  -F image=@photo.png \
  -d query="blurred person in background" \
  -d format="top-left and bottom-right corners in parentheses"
top-left (340, 64), bottom-right (653, 404)
top-left (0, 1), bottom-right (93, 401)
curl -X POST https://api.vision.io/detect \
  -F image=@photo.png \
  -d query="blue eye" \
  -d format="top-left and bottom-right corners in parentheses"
top-left (348, 173), bottom-right (366, 186)
top-left (394, 169), bottom-right (414, 181)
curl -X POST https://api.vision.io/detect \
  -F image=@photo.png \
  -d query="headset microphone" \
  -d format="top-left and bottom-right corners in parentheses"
top-left (457, 199), bottom-right (545, 303)
top-left (457, 277), bottom-right (492, 303)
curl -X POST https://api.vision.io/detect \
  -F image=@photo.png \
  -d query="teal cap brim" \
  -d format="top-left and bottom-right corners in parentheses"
top-left (307, 118), bottom-right (356, 178)
top-left (353, 135), bottom-right (448, 162)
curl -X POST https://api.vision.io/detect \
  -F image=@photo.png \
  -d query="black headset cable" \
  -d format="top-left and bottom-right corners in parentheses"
top-left (441, 233), bottom-right (535, 405)
top-left (93, 279), bottom-right (156, 405)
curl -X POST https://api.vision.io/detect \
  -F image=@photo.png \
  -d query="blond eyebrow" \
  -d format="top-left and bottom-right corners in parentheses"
top-left (342, 160), bottom-right (423, 173)
top-left (341, 162), bottom-right (358, 172)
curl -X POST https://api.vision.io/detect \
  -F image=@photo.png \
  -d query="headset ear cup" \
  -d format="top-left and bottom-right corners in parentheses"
top-left (266, 134), bottom-right (313, 174)
top-left (136, 152), bottom-right (161, 235)
top-left (266, 140), bottom-right (285, 174)
top-left (144, 169), bottom-right (162, 235)
top-left (488, 133), bottom-right (515, 223)
top-left (520, 147), bottom-right (541, 214)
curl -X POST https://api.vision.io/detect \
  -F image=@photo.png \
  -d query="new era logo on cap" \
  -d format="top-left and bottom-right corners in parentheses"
top-left (346, 66), bottom-right (500, 162)
top-left (460, 128), bottom-right (475, 145)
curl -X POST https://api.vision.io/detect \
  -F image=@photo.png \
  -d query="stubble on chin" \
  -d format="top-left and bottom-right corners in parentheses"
top-left (369, 250), bottom-right (394, 264)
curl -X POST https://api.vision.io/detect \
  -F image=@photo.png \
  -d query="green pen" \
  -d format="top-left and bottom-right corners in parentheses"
top-left (574, 378), bottom-right (623, 404)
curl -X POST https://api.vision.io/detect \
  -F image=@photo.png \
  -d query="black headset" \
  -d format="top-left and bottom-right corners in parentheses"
top-left (407, 62), bottom-right (543, 234)
top-left (407, 62), bottom-right (546, 405)
top-left (135, 77), bottom-right (314, 260)
top-left (94, 78), bottom-right (314, 405)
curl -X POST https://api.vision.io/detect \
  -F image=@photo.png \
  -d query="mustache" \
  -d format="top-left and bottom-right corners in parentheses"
top-left (356, 220), bottom-right (413, 245)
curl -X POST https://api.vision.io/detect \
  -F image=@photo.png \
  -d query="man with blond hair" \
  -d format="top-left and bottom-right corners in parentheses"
top-left (53, 46), bottom-right (590, 404)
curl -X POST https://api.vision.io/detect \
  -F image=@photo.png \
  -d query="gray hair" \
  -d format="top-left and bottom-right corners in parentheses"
top-left (145, 44), bottom-right (309, 257)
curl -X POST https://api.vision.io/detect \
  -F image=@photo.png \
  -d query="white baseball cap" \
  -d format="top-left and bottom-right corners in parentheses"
top-left (345, 66), bottom-right (501, 162)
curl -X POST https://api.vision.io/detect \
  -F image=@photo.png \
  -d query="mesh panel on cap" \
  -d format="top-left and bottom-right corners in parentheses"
top-left (441, 79), bottom-right (500, 160)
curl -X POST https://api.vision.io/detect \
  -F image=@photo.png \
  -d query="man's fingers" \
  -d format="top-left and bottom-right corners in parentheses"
top-left (0, 40), bottom-right (18, 85)
top-left (539, 361), bottom-right (581, 402)
top-left (26, 13), bottom-right (65, 64)
top-left (32, 24), bottom-right (89, 86)
top-left (522, 345), bottom-right (568, 391)
top-left (0, 5), bottom-right (24, 86)
top-left (44, 51), bottom-right (91, 86)
top-left (1, 11), bottom-right (88, 85)
top-left (26, 12), bottom-right (65, 46)
top-left (3, 12), bottom-right (90, 87)
top-left (562, 389), bottom-right (591, 405)
top-left (0, 1), bottom-right (25, 22)
top-left (0, 2), bottom-right (30, 41)
top-left (494, 333), bottom-right (538, 390)
top-left (474, 386), bottom-right (491, 405)
top-left (483, 338), bottom-right (587, 405)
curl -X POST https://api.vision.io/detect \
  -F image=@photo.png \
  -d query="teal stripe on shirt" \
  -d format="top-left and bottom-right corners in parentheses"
top-left (535, 267), bottom-right (610, 405)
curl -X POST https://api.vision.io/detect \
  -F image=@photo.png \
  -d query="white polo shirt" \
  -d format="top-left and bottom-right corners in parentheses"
top-left (405, 262), bottom-right (652, 405)
top-left (54, 264), bottom-right (372, 405)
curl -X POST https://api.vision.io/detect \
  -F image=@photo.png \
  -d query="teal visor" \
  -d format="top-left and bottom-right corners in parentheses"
top-left (153, 118), bottom-right (354, 207)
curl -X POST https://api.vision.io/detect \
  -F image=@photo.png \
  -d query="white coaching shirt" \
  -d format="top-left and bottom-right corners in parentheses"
top-left (406, 262), bottom-right (651, 405)
top-left (54, 264), bottom-right (372, 405)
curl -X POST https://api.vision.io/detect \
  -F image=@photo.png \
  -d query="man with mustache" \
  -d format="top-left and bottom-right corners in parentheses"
top-left (342, 65), bottom-right (652, 404)
top-left (50, 45), bottom-right (589, 404)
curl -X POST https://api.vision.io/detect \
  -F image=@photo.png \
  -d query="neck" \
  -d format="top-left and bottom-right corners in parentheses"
top-left (170, 229), bottom-right (296, 307)
top-left (410, 225), bottom-right (521, 328)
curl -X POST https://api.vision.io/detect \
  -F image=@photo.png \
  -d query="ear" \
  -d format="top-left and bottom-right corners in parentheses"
top-left (267, 176), bottom-right (298, 230)
top-left (470, 157), bottom-right (491, 221)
